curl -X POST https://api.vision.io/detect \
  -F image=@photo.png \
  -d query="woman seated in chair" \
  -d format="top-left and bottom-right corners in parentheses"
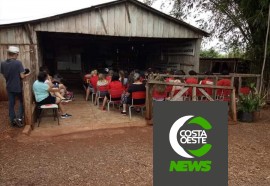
top-left (33, 71), bottom-right (72, 119)
top-left (101, 72), bottom-right (124, 110)
top-left (169, 70), bottom-right (185, 100)
top-left (152, 75), bottom-right (167, 101)
top-left (121, 73), bottom-right (146, 115)
top-left (94, 73), bottom-right (109, 105)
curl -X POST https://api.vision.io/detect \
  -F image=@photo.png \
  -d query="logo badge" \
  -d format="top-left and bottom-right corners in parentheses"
top-left (169, 115), bottom-right (212, 158)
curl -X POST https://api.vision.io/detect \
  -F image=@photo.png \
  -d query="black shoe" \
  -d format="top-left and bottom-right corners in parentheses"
top-left (13, 118), bottom-right (24, 128)
top-left (121, 111), bottom-right (127, 115)
top-left (61, 113), bottom-right (72, 119)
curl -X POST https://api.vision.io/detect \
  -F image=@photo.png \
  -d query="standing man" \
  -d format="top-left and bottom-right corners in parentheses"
top-left (0, 46), bottom-right (29, 127)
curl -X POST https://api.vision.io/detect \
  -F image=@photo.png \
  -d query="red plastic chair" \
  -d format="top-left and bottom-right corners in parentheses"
top-left (240, 87), bottom-right (251, 95)
top-left (129, 91), bottom-right (146, 119)
top-left (107, 89), bottom-right (123, 111)
top-left (216, 79), bottom-right (231, 101)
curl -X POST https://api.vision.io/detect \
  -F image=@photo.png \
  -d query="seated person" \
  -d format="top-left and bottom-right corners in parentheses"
top-left (169, 70), bottom-right (185, 99)
top-left (121, 73), bottom-right (146, 115)
top-left (95, 73), bottom-right (109, 105)
top-left (101, 72), bottom-right (125, 110)
top-left (33, 71), bottom-right (72, 119)
top-left (217, 70), bottom-right (231, 100)
top-left (39, 66), bottom-right (68, 100)
top-left (185, 70), bottom-right (199, 97)
top-left (86, 70), bottom-right (98, 101)
top-left (199, 71), bottom-right (214, 97)
top-left (119, 70), bottom-right (128, 88)
top-left (152, 75), bottom-right (167, 101)
top-left (83, 70), bottom-right (92, 91)
top-left (165, 69), bottom-right (174, 95)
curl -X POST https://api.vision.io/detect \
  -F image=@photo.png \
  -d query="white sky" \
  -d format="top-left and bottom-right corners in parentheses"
top-left (0, 0), bottom-right (218, 50)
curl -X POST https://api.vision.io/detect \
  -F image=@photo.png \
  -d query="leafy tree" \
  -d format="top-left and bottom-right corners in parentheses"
top-left (171, 0), bottom-right (270, 73)
top-left (200, 48), bottom-right (223, 58)
top-left (143, 0), bottom-right (270, 83)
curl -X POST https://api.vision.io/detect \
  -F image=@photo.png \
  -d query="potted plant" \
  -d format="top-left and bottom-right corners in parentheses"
top-left (237, 83), bottom-right (266, 122)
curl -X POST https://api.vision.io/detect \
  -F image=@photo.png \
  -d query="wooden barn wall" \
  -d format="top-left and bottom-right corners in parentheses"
top-left (162, 39), bottom-right (202, 73)
top-left (0, 26), bottom-right (38, 102)
top-left (33, 3), bottom-right (202, 38)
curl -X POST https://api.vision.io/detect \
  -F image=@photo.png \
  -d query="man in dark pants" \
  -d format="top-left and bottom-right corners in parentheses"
top-left (0, 46), bottom-right (29, 127)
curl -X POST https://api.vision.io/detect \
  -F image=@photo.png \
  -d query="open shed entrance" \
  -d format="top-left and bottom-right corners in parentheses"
top-left (37, 31), bottom-right (194, 88)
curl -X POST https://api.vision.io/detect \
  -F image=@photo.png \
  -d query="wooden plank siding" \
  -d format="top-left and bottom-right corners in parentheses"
top-left (0, 2), bottom-right (203, 39)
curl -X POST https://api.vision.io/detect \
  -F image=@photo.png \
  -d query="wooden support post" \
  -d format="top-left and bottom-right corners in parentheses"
top-left (238, 77), bottom-right (242, 95)
top-left (213, 76), bottom-right (218, 99)
top-left (230, 76), bottom-right (234, 89)
top-left (256, 76), bottom-right (260, 92)
top-left (198, 88), bottom-right (214, 101)
top-left (22, 77), bottom-right (33, 127)
top-left (231, 89), bottom-right (237, 122)
top-left (145, 83), bottom-right (153, 121)
top-left (99, 9), bottom-right (108, 34)
top-left (192, 87), bottom-right (197, 101)
top-left (125, 2), bottom-right (131, 23)
top-left (23, 24), bottom-right (34, 44)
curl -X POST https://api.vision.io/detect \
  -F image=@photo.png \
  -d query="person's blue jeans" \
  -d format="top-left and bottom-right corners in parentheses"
top-left (8, 92), bottom-right (24, 122)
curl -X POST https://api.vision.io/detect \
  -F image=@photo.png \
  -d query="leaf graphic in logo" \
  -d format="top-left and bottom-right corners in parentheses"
top-left (188, 116), bottom-right (212, 130)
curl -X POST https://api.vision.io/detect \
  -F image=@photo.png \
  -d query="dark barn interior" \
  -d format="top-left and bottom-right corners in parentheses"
top-left (37, 31), bottom-right (190, 88)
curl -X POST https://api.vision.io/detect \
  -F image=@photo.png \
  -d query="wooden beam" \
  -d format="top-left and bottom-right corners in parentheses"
top-left (170, 87), bottom-right (189, 101)
top-left (99, 9), bottom-right (108, 34)
top-left (192, 87), bottom-right (197, 101)
top-left (23, 24), bottom-right (34, 44)
top-left (238, 77), bottom-right (242, 95)
top-left (198, 88), bottom-right (214, 101)
top-left (125, 2), bottom-right (131, 23)
top-left (145, 83), bottom-right (153, 120)
top-left (231, 89), bottom-right (237, 122)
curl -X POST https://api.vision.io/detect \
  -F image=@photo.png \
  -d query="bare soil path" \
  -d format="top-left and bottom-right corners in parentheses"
top-left (1, 101), bottom-right (270, 186)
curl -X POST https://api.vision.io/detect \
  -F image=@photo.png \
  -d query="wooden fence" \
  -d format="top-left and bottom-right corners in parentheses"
top-left (145, 73), bottom-right (261, 123)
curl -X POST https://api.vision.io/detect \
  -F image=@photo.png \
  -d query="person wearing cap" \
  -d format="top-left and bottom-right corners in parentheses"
top-left (0, 46), bottom-right (30, 127)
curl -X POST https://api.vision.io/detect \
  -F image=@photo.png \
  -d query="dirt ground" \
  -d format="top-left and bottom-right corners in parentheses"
top-left (1, 101), bottom-right (270, 186)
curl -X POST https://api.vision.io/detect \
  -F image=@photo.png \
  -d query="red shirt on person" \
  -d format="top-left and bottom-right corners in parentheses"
top-left (200, 78), bottom-right (213, 96)
top-left (108, 81), bottom-right (124, 91)
top-left (217, 78), bottom-right (231, 99)
top-left (152, 88), bottom-right (167, 100)
top-left (165, 77), bottom-right (174, 94)
top-left (90, 75), bottom-right (98, 90)
top-left (185, 77), bottom-right (198, 96)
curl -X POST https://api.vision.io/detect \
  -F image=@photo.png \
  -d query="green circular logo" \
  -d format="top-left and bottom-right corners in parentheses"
top-left (169, 115), bottom-right (212, 158)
